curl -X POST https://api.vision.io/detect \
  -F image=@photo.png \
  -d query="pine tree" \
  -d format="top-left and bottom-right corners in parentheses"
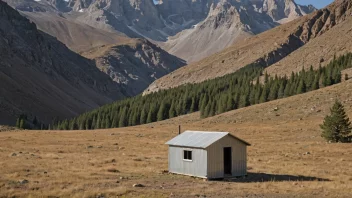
top-left (16, 118), bottom-right (20, 128)
top-left (226, 95), bottom-right (235, 111)
top-left (70, 119), bottom-right (78, 130)
top-left (157, 102), bottom-right (167, 121)
top-left (296, 79), bottom-right (306, 94)
top-left (264, 72), bottom-right (269, 83)
top-left (277, 81), bottom-right (285, 99)
top-left (19, 119), bottom-right (25, 129)
top-left (238, 91), bottom-right (249, 108)
top-left (320, 100), bottom-right (352, 143)
top-left (119, 107), bottom-right (127, 127)
top-left (312, 74), bottom-right (320, 90)
top-left (209, 100), bottom-right (216, 117)
top-left (96, 114), bottom-right (101, 129)
top-left (85, 118), bottom-right (92, 130)
top-left (169, 102), bottom-right (176, 119)
top-left (79, 120), bottom-right (85, 130)
top-left (260, 85), bottom-right (269, 103)
top-left (131, 110), bottom-right (140, 126)
top-left (147, 104), bottom-right (157, 123)
top-left (91, 116), bottom-right (96, 129)
top-left (202, 102), bottom-right (211, 118)
top-left (190, 97), bottom-right (197, 113)
top-left (140, 108), bottom-right (147, 124)
top-left (105, 117), bottom-right (111, 128)
top-left (268, 81), bottom-right (279, 101)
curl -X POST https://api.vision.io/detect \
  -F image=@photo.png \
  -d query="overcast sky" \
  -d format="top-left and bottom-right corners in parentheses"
top-left (295, 0), bottom-right (334, 9)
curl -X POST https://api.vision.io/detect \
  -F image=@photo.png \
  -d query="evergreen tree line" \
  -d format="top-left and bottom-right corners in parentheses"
top-left (16, 114), bottom-right (48, 130)
top-left (54, 53), bottom-right (352, 130)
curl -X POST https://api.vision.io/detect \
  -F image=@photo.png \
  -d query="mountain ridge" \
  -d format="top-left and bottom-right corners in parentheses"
top-left (7, 0), bottom-right (316, 62)
top-left (144, 0), bottom-right (351, 95)
top-left (0, 1), bottom-right (125, 125)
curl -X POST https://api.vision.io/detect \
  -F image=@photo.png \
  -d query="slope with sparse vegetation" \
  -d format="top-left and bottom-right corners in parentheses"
top-left (54, 53), bottom-right (352, 130)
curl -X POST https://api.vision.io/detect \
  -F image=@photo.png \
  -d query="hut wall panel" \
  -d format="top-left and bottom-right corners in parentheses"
top-left (168, 146), bottom-right (207, 178)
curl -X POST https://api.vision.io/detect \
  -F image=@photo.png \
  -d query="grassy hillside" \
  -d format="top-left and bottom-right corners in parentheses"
top-left (1, 79), bottom-right (352, 197)
top-left (53, 53), bottom-right (352, 130)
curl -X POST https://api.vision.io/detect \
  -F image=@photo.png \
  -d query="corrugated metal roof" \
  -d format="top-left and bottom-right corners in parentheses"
top-left (165, 130), bottom-right (250, 148)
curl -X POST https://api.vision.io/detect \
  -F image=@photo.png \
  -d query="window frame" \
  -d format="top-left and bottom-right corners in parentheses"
top-left (183, 150), bottom-right (193, 162)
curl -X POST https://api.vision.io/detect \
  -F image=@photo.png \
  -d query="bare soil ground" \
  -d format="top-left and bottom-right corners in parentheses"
top-left (2, 80), bottom-right (352, 197)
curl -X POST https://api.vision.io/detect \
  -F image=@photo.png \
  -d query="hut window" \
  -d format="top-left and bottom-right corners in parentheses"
top-left (183, 150), bottom-right (192, 161)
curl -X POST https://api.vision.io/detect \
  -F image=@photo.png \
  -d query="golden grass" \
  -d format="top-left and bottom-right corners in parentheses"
top-left (2, 81), bottom-right (352, 197)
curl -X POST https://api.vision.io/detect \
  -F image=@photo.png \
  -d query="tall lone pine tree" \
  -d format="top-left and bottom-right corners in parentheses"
top-left (320, 100), bottom-right (352, 143)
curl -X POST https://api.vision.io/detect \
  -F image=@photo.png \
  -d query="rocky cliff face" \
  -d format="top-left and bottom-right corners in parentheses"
top-left (5, 0), bottom-right (186, 100)
top-left (264, 0), bottom-right (352, 76)
top-left (0, 1), bottom-right (125, 125)
top-left (82, 39), bottom-right (186, 95)
top-left (8, 0), bottom-right (315, 63)
top-left (163, 0), bottom-right (317, 62)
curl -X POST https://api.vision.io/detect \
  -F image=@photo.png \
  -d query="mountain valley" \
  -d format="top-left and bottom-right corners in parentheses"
top-left (3, 1), bottom-right (352, 198)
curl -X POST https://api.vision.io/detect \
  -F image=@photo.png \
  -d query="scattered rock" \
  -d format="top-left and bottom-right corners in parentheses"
top-left (11, 153), bottom-right (17, 157)
top-left (97, 146), bottom-right (103, 148)
top-left (86, 146), bottom-right (94, 149)
top-left (111, 159), bottom-right (116, 163)
top-left (119, 147), bottom-right (125, 150)
top-left (161, 170), bottom-right (169, 174)
top-left (18, 179), bottom-right (29, 185)
top-left (96, 194), bottom-right (105, 198)
top-left (273, 107), bottom-right (279, 111)
top-left (113, 143), bottom-right (118, 145)
top-left (133, 183), bottom-right (144, 187)
top-left (116, 181), bottom-right (120, 183)
top-left (304, 152), bottom-right (311, 155)
top-left (107, 168), bottom-right (119, 173)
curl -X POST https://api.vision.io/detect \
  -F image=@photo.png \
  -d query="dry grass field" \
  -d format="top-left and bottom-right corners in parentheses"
top-left (2, 80), bottom-right (352, 197)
